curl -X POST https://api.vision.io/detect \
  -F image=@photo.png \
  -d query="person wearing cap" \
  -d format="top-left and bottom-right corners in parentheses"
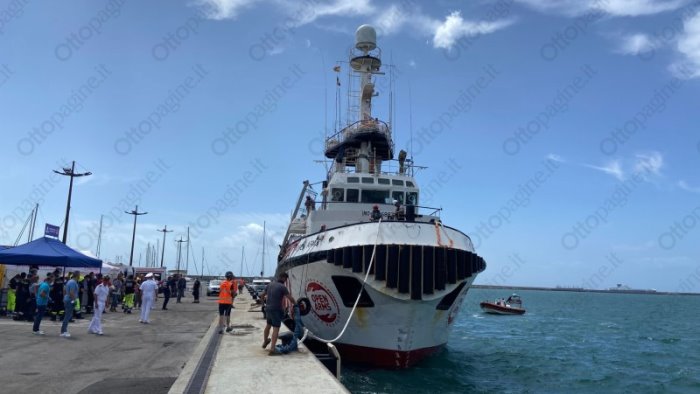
top-left (88, 275), bottom-right (111, 335)
top-left (138, 273), bottom-right (158, 324)
top-left (61, 271), bottom-right (80, 338)
top-left (32, 273), bottom-right (53, 335)
top-left (217, 272), bottom-right (237, 334)
top-left (262, 272), bottom-right (296, 355)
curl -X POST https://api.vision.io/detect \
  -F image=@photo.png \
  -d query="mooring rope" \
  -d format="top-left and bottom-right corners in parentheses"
top-left (304, 218), bottom-right (383, 344)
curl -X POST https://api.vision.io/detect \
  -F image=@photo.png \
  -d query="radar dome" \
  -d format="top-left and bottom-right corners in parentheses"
top-left (355, 24), bottom-right (377, 51)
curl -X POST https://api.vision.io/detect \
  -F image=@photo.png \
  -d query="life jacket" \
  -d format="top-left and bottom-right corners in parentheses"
top-left (218, 280), bottom-right (235, 304)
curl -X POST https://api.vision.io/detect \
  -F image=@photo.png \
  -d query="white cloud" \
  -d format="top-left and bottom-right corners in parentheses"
top-left (673, 10), bottom-right (700, 78)
top-left (432, 11), bottom-right (514, 49)
top-left (194, 1), bottom-right (513, 52)
top-left (600, 0), bottom-right (688, 17)
top-left (581, 152), bottom-right (664, 181)
top-left (195, 0), bottom-right (374, 22)
top-left (195, 0), bottom-right (259, 20)
top-left (616, 33), bottom-right (656, 55)
top-left (678, 180), bottom-right (700, 193)
top-left (284, 0), bottom-right (375, 27)
top-left (408, 59), bottom-right (416, 68)
top-left (546, 153), bottom-right (565, 162)
top-left (514, 0), bottom-right (688, 17)
top-left (584, 160), bottom-right (625, 180)
top-left (373, 4), bottom-right (410, 36)
top-left (633, 151), bottom-right (664, 176)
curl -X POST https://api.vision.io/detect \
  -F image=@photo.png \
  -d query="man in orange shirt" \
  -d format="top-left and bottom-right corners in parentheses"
top-left (217, 271), bottom-right (237, 334)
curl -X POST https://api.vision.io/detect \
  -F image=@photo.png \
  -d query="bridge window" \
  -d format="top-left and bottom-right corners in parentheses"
top-left (392, 191), bottom-right (405, 204)
top-left (346, 189), bottom-right (359, 202)
top-left (362, 177), bottom-right (374, 184)
top-left (378, 178), bottom-right (390, 185)
top-left (406, 181), bottom-right (415, 187)
top-left (361, 189), bottom-right (390, 204)
top-left (392, 179), bottom-right (404, 186)
top-left (348, 177), bottom-right (359, 183)
top-left (407, 192), bottom-right (418, 205)
top-left (331, 188), bottom-right (344, 202)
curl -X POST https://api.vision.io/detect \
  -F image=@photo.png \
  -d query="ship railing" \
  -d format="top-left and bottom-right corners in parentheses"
top-left (325, 119), bottom-right (393, 152)
top-left (332, 159), bottom-right (426, 177)
top-left (313, 200), bottom-right (443, 218)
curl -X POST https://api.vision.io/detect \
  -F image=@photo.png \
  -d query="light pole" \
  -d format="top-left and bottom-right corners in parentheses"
top-left (175, 237), bottom-right (186, 274)
top-left (125, 205), bottom-right (148, 266)
top-left (54, 161), bottom-right (91, 244)
top-left (157, 225), bottom-right (173, 268)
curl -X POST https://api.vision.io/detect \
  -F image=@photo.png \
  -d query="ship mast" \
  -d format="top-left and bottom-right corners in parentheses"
top-left (324, 25), bottom-right (393, 176)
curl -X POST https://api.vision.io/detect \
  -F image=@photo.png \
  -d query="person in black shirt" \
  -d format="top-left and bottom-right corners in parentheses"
top-left (49, 269), bottom-right (65, 321)
top-left (123, 274), bottom-right (135, 313)
top-left (14, 273), bottom-right (29, 321)
top-left (192, 278), bottom-right (200, 303)
top-left (177, 276), bottom-right (186, 303)
top-left (8, 273), bottom-right (19, 316)
top-left (161, 277), bottom-right (171, 310)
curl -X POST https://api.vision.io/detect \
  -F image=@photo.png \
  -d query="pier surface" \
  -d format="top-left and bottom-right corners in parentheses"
top-left (0, 290), bottom-right (346, 393)
top-left (171, 293), bottom-right (348, 394)
top-left (0, 293), bottom-right (213, 393)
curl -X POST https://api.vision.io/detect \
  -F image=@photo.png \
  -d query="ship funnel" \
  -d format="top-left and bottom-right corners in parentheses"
top-left (355, 24), bottom-right (377, 52)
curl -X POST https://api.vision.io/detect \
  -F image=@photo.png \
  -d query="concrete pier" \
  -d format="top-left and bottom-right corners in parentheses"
top-left (171, 293), bottom-right (348, 394)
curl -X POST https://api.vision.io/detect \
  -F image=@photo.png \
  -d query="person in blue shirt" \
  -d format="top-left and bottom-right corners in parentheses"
top-left (61, 271), bottom-right (80, 338)
top-left (33, 273), bottom-right (53, 335)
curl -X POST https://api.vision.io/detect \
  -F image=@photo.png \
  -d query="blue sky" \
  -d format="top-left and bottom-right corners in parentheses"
top-left (1, 0), bottom-right (699, 291)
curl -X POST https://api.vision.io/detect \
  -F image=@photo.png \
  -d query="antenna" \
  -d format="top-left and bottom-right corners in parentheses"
top-left (409, 81), bottom-right (414, 176)
top-left (389, 53), bottom-right (394, 141)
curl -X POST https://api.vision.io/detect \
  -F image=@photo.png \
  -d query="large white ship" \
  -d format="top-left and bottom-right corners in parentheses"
top-left (277, 25), bottom-right (486, 368)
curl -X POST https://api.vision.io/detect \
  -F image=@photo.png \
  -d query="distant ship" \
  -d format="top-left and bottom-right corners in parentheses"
top-left (276, 25), bottom-right (486, 368)
top-left (608, 284), bottom-right (657, 293)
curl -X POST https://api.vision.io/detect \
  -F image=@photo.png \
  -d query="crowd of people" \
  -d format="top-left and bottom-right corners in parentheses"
top-left (6, 268), bottom-right (306, 357)
top-left (4, 268), bottom-right (202, 337)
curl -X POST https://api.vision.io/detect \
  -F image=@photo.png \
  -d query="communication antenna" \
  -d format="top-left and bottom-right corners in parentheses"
top-left (409, 81), bottom-right (414, 176)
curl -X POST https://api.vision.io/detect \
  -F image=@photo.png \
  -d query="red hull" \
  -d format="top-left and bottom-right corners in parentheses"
top-left (333, 342), bottom-right (444, 369)
top-left (480, 302), bottom-right (526, 315)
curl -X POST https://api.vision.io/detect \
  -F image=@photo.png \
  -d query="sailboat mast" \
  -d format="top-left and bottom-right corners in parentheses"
top-left (96, 214), bottom-right (104, 258)
top-left (28, 203), bottom-right (38, 242)
top-left (261, 221), bottom-right (266, 277)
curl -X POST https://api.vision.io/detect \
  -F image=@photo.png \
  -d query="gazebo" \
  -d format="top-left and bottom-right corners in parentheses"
top-left (0, 237), bottom-right (102, 269)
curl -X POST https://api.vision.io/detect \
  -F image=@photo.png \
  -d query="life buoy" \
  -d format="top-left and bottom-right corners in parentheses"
top-left (333, 190), bottom-right (342, 201)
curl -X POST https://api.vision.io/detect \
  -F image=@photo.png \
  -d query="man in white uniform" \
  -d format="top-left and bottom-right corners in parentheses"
top-left (88, 275), bottom-right (111, 335)
top-left (139, 273), bottom-right (158, 324)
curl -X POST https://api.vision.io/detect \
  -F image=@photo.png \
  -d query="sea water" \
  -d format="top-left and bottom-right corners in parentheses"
top-left (342, 289), bottom-right (700, 393)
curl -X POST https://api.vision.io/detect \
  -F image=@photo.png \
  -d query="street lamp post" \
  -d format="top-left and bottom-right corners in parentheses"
top-left (175, 237), bottom-right (186, 273)
top-left (54, 161), bottom-right (91, 244)
top-left (125, 205), bottom-right (148, 266)
top-left (157, 225), bottom-right (173, 268)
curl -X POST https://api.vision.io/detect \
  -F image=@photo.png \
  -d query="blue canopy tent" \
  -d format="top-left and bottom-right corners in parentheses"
top-left (0, 237), bottom-right (102, 268)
